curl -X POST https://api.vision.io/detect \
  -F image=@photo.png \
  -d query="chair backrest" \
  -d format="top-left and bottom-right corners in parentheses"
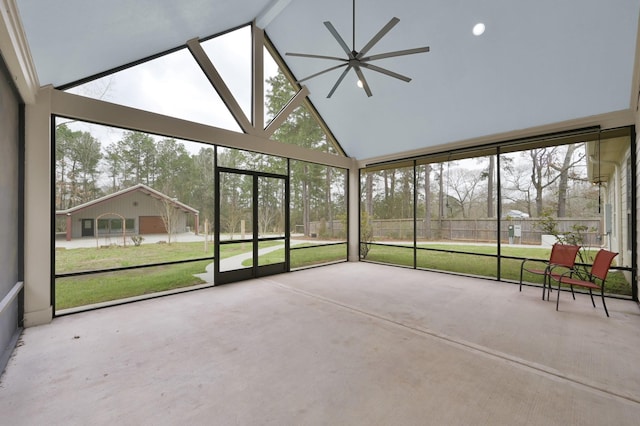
top-left (590, 249), bottom-right (618, 281)
top-left (549, 244), bottom-right (580, 268)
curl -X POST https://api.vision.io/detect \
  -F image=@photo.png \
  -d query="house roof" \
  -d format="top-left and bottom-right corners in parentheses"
top-left (55, 184), bottom-right (199, 216)
top-left (8, 0), bottom-right (640, 161)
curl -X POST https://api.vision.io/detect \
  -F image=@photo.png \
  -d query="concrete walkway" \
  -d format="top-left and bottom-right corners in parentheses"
top-left (194, 243), bottom-right (290, 283)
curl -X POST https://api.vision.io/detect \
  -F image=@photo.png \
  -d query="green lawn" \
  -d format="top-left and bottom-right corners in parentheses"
top-left (254, 243), bottom-right (347, 269)
top-left (56, 240), bottom-right (631, 311)
top-left (55, 241), bottom-right (216, 274)
top-left (55, 241), bottom-right (277, 310)
top-left (237, 243), bottom-right (347, 268)
top-left (56, 261), bottom-right (211, 310)
top-left (363, 243), bottom-right (631, 296)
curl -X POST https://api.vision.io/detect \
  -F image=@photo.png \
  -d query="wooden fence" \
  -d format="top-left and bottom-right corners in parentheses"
top-left (309, 218), bottom-right (602, 246)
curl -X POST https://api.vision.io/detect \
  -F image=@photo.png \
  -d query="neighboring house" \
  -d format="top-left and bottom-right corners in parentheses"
top-left (55, 184), bottom-right (199, 241)
top-left (587, 135), bottom-right (632, 272)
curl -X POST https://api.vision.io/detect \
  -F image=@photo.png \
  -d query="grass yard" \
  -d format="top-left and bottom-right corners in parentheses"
top-left (291, 244), bottom-right (348, 268)
top-left (257, 243), bottom-right (348, 269)
top-left (363, 243), bottom-right (631, 296)
top-left (55, 241), bottom-right (215, 274)
top-left (55, 241), bottom-right (279, 310)
top-left (239, 243), bottom-right (347, 268)
top-left (56, 261), bottom-right (211, 310)
top-left (56, 240), bottom-right (632, 311)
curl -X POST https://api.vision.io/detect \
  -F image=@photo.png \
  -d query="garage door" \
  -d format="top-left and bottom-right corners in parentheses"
top-left (139, 216), bottom-right (167, 234)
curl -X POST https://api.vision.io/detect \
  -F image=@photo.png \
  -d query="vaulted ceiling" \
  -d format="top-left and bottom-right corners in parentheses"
top-left (13, 0), bottom-right (640, 161)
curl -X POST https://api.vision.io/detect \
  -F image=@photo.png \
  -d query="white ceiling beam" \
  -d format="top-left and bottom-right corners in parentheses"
top-left (255, 0), bottom-right (293, 29)
top-left (253, 24), bottom-right (265, 132)
top-left (264, 85), bottom-right (310, 138)
top-left (186, 38), bottom-right (258, 136)
top-left (50, 88), bottom-right (354, 170)
top-left (0, 0), bottom-right (39, 103)
top-left (630, 11), bottom-right (640, 111)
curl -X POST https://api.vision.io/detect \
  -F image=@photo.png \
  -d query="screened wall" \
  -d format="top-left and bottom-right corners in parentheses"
top-left (53, 120), bottom-right (348, 313)
top-left (360, 127), bottom-right (636, 298)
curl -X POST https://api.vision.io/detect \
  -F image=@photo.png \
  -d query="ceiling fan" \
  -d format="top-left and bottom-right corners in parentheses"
top-left (285, 0), bottom-right (430, 98)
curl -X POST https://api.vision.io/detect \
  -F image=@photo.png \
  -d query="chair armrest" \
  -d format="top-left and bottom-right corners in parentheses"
top-left (520, 258), bottom-right (549, 272)
top-left (548, 264), bottom-right (573, 275)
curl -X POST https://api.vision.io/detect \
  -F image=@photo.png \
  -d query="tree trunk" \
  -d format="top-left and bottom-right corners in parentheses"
top-left (326, 167), bottom-right (333, 237)
top-left (303, 163), bottom-right (310, 236)
top-left (530, 149), bottom-right (545, 216)
top-left (487, 156), bottom-right (495, 218)
top-left (438, 163), bottom-right (445, 218)
top-left (365, 173), bottom-right (373, 216)
top-left (424, 165), bottom-right (432, 239)
top-left (557, 144), bottom-right (576, 217)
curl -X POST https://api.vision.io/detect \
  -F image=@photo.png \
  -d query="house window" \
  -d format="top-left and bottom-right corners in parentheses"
top-left (97, 218), bottom-right (134, 234)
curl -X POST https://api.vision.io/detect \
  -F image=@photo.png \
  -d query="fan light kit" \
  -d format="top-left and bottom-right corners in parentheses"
top-left (286, 0), bottom-right (430, 98)
top-left (473, 23), bottom-right (486, 36)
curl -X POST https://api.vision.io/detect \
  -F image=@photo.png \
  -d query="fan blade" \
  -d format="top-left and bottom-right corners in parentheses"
top-left (327, 65), bottom-right (353, 98)
top-left (356, 17), bottom-right (400, 59)
top-left (354, 66), bottom-right (372, 97)
top-left (362, 46), bottom-right (430, 62)
top-left (286, 52), bottom-right (348, 62)
top-left (324, 21), bottom-right (355, 58)
top-left (297, 63), bottom-right (348, 83)
top-left (360, 62), bottom-right (411, 82)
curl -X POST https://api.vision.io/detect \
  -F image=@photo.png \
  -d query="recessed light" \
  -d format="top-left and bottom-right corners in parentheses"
top-left (357, 79), bottom-right (364, 88)
top-left (473, 23), bottom-right (486, 36)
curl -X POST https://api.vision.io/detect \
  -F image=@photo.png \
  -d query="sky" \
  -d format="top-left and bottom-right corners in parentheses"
top-left (63, 25), bottom-right (279, 153)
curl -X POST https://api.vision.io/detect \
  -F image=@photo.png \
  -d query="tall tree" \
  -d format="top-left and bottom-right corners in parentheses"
top-left (117, 131), bottom-right (156, 186)
top-left (153, 138), bottom-right (192, 193)
top-left (190, 147), bottom-right (216, 231)
top-left (54, 124), bottom-right (102, 208)
top-left (103, 143), bottom-right (123, 192)
top-left (447, 166), bottom-right (484, 219)
top-left (266, 70), bottom-right (328, 236)
top-left (55, 124), bottom-right (76, 209)
top-left (422, 164), bottom-right (432, 239)
top-left (553, 144), bottom-right (585, 217)
top-left (70, 131), bottom-right (102, 204)
top-left (528, 145), bottom-right (586, 217)
top-left (485, 156), bottom-right (495, 218)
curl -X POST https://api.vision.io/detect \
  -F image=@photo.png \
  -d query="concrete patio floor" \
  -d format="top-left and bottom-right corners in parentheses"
top-left (1, 262), bottom-right (639, 425)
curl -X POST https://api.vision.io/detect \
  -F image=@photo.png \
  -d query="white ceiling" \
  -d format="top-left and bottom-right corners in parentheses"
top-left (15, 0), bottom-right (640, 160)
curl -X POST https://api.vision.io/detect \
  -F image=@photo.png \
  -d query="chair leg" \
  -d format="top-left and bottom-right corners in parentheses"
top-left (600, 288), bottom-right (609, 317)
top-left (570, 285), bottom-right (575, 300)
top-left (544, 268), bottom-right (553, 301)
top-left (546, 276), bottom-right (552, 300)
top-left (519, 267), bottom-right (523, 292)
top-left (556, 281), bottom-right (561, 311)
top-left (588, 289), bottom-right (596, 308)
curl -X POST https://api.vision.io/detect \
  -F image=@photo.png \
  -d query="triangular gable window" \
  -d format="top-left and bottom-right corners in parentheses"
top-left (271, 103), bottom-right (338, 155)
top-left (65, 48), bottom-right (241, 132)
top-left (264, 47), bottom-right (296, 128)
top-left (264, 43), bottom-right (342, 155)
